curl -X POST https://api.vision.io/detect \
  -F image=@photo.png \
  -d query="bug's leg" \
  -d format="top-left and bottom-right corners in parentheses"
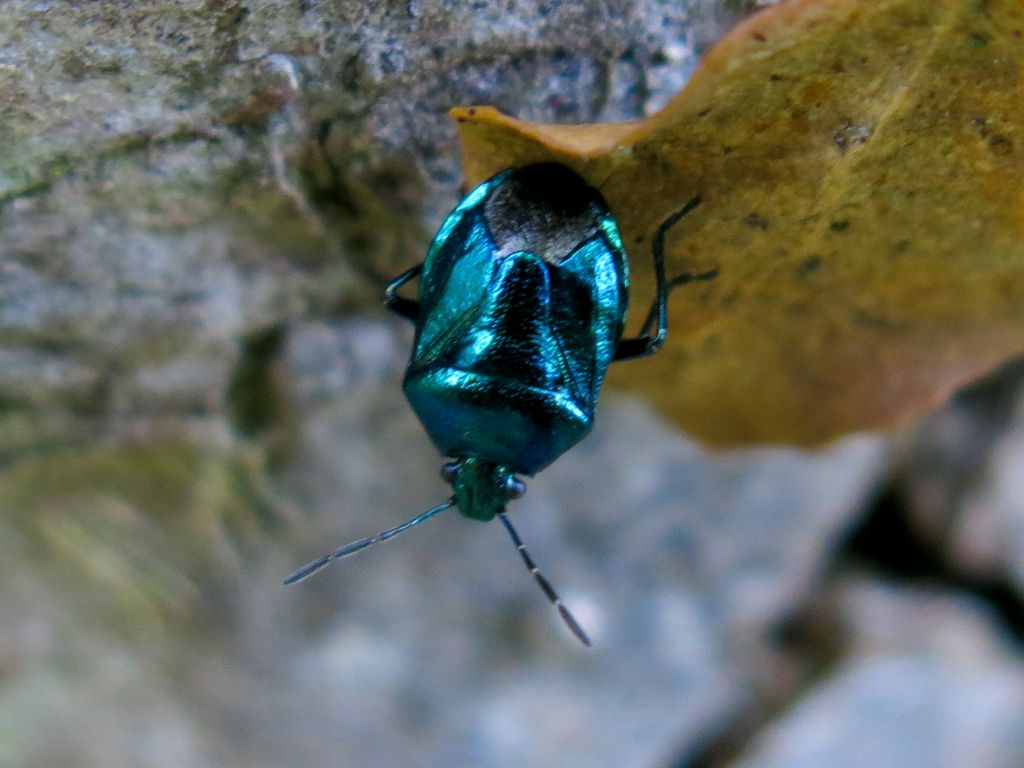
top-left (613, 196), bottom-right (703, 361)
top-left (382, 263), bottom-right (424, 322)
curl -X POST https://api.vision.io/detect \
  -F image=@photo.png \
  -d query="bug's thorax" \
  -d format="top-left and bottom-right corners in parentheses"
top-left (442, 456), bottom-right (526, 522)
top-left (484, 166), bottom-right (601, 265)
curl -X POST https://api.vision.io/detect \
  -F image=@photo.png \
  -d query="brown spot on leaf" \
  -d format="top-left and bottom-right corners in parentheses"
top-left (891, 239), bottom-right (912, 257)
top-left (743, 213), bottom-right (770, 230)
top-left (796, 255), bottom-right (823, 276)
top-left (852, 308), bottom-right (907, 332)
top-left (988, 134), bottom-right (1013, 155)
top-left (833, 119), bottom-right (873, 152)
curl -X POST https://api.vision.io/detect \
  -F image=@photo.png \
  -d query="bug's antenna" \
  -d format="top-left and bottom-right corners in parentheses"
top-left (284, 497), bottom-right (456, 586)
top-left (498, 512), bottom-right (592, 647)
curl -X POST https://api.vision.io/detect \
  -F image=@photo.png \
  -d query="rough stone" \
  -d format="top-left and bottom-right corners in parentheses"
top-left (959, 381), bottom-right (1024, 595)
top-left (735, 576), bottom-right (1024, 768)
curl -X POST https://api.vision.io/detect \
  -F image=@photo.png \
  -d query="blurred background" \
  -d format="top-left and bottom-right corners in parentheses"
top-left (3, 1), bottom-right (1024, 766)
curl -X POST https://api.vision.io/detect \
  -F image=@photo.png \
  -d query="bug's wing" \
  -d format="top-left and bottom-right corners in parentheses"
top-left (549, 231), bottom-right (629, 410)
top-left (411, 207), bottom-right (498, 370)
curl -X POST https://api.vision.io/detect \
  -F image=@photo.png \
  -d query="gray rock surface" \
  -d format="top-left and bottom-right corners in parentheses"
top-left (959, 385), bottom-right (1024, 593)
top-left (735, 577), bottom-right (1024, 768)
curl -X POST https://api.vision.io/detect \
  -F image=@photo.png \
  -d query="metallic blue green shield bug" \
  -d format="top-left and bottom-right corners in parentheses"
top-left (285, 163), bottom-right (706, 646)
top-left (406, 164), bottom-right (628, 487)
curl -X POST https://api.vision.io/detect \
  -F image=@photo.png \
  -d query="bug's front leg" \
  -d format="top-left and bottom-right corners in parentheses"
top-left (383, 263), bottom-right (424, 322)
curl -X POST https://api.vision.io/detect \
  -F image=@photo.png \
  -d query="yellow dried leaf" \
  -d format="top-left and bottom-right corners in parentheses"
top-left (452, 0), bottom-right (1024, 446)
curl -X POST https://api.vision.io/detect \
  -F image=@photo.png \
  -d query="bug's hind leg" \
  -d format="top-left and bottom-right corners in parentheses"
top-left (613, 196), bottom-right (706, 361)
top-left (383, 263), bottom-right (424, 322)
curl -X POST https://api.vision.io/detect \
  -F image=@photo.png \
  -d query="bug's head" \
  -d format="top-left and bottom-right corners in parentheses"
top-left (441, 457), bottom-right (526, 522)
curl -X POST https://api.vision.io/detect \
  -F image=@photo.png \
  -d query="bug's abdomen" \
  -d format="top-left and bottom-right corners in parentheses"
top-left (404, 251), bottom-right (592, 475)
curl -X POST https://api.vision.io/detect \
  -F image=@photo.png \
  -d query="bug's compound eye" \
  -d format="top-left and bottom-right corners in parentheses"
top-left (440, 462), bottom-right (460, 484)
top-left (505, 476), bottom-right (527, 500)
